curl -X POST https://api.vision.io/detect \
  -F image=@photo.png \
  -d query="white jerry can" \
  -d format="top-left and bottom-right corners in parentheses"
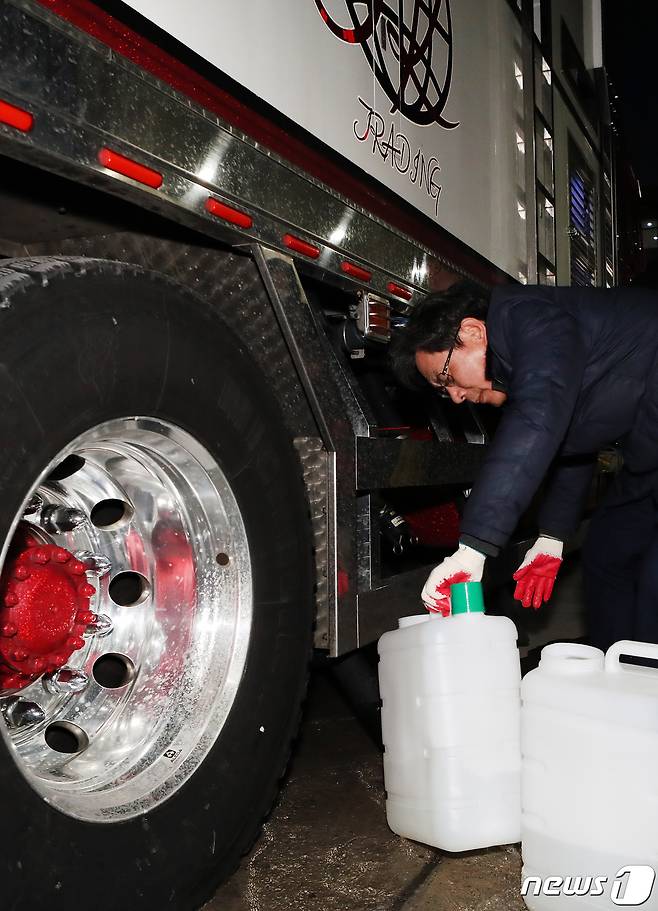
top-left (378, 581), bottom-right (521, 852)
top-left (521, 641), bottom-right (658, 910)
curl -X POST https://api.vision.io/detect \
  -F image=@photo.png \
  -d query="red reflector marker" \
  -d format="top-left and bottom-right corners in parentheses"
top-left (387, 281), bottom-right (413, 302)
top-left (0, 99), bottom-right (34, 133)
top-left (205, 197), bottom-right (253, 229)
top-left (283, 234), bottom-right (321, 259)
top-left (98, 148), bottom-right (163, 189)
top-left (341, 261), bottom-right (372, 282)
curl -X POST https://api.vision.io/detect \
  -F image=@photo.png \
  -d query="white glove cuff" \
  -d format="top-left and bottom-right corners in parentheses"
top-left (534, 536), bottom-right (564, 559)
top-left (457, 543), bottom-right (486, 580)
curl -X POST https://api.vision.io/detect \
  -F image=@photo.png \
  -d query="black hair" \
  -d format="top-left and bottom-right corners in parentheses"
top-left (389, 279), bottom-right (490, 389)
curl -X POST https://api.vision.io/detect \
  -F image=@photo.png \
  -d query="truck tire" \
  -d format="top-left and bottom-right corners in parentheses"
top-left (0, 257), bottom-right (314, 910)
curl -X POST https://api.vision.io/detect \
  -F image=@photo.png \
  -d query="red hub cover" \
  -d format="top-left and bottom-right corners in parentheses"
top-left (0, 534), bottom-right (96, 692)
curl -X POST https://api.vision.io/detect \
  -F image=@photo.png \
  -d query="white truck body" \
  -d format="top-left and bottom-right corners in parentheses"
top-left (123, 0), bottom-right (527, 278)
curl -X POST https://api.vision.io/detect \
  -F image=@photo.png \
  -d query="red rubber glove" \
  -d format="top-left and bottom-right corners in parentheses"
top-left (421, 544), bottom-right (486, 616)
top-left (513, 536), bottom-right (563, 609)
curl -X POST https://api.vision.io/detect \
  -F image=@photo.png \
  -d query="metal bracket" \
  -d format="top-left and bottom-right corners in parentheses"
top-left (252, 245), bottom-right (368, 655)
top-left (251, 246), bottom-right (493, 652)
top-left (294, 437), bottom-right (331, 649)
top-left (463, 403), bottom-right (488, 445)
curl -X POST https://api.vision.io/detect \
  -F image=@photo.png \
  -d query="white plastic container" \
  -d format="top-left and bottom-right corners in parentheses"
top-left (521, 641), bottom-right (658, 910)
top-left (378, 582), bottom-right (521, 851)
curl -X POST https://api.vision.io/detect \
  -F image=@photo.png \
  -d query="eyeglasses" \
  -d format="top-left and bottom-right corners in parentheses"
top-left (434, 332), bottom-right (459, 398)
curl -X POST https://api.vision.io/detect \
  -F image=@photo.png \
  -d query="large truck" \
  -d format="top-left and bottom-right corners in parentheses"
top-left (0, 1), bottom-right (614, 908)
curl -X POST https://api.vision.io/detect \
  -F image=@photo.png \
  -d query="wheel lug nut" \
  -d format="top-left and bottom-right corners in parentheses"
top-left (2, 698), bottom-right (46, 728)
top-left (75, 551), bottom-right (111, 578)
top-left (76, 611), bottom-right (96, 625)
top-left (84, 613), bottom-right (113, 638)
top-left (66, 636), bottom-right (85, 651)
top-left (43, 666), bottom-right (89, 695)
top-left (40, 505), bottom-right (88, 534)
top-left (23, 493), bottom-right (44, 518)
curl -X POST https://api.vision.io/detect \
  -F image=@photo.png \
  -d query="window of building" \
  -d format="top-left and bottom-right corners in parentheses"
top-left (568, 142), bottom-right (597, 286)
top-left (561, 20), bottom-right (597, 125)
top-left (533, 2), bottom-right (540, 38)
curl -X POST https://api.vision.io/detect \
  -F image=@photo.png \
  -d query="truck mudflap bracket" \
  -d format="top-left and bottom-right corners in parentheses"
top-left (294, 436), bottom-right (332, 650)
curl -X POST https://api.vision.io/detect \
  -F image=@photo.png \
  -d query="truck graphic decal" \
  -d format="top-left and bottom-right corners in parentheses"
top-left (353, 96), bottom-right (442, 213)
top-left (314, 0), bottom-right (459, 129)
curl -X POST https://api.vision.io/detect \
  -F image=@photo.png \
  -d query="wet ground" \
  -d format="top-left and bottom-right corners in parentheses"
top-left (205, 561), bottom-right (585, 911)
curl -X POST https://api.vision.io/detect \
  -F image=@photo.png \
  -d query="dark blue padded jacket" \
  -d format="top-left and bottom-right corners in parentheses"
top-left (459, 284), bottom-right (658, 555)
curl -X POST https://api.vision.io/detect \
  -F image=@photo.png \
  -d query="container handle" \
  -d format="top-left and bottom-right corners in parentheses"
top-left (605, 640), bottom-right (658, 675)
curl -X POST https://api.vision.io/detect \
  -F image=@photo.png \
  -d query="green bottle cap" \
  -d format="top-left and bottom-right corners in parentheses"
top-left (450, 581), bottom-right (485, 615)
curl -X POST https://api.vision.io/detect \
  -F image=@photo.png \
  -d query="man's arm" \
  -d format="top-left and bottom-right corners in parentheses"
top-left (460, 296), bottom-right (586, 553)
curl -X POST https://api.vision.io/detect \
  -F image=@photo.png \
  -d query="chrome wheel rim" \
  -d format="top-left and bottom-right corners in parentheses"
top-left (0, 417), bottom-right (252, 822)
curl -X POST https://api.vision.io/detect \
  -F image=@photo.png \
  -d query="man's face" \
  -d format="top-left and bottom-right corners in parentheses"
top-left (414, 317), bottom-right (507, 407)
